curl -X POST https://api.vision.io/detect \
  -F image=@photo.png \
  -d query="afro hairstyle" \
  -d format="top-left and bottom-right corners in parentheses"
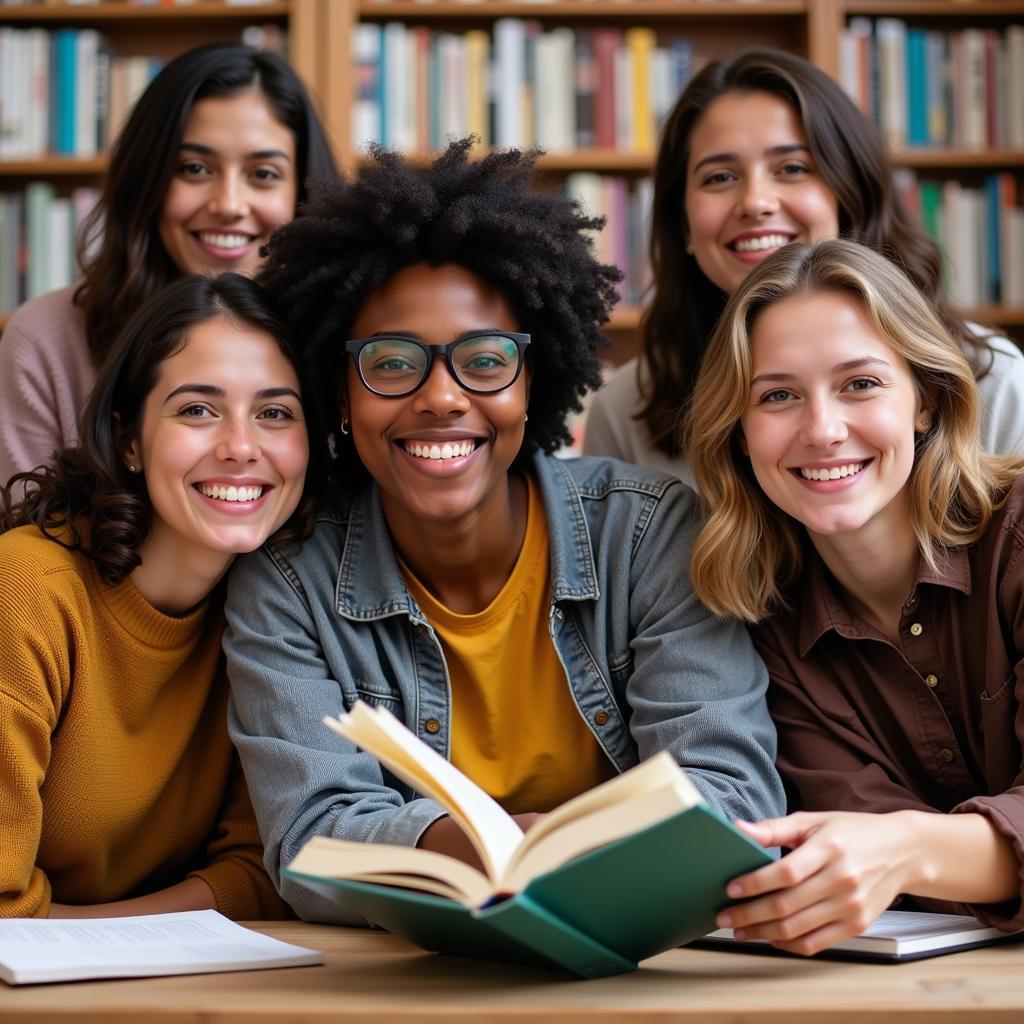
top-left (258, 138), bottom-right (622, 483)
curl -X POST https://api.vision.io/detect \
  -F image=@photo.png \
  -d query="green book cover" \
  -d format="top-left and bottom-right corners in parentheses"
top-left (284, 802), bottom-right (771, 977)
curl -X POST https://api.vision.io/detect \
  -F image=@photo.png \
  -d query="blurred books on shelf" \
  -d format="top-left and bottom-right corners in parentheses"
top-left (351, 17), bottom-right (694, 155)
top-left (840, 18), bottom-right (1024, 152)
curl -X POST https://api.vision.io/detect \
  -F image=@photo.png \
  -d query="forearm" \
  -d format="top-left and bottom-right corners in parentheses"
top-left (48, 877), bottom-right (217, 919)
top-left (902, 810), bottom-right (1019, 905)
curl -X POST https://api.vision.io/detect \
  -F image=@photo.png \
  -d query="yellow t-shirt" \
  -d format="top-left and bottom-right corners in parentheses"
top-left (401, 476), bottom-right (615, 814)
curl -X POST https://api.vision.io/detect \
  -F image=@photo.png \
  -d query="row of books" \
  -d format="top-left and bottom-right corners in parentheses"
top-left (0, 184), bottom-right (98, 315)
top-left (0, 24), bottom-right (285, 160)
top-left (566, 172), bottom-right (651, 308)
top-left (895, 170), bottom-right (1024, 310)
top-left (353, 20), bottom-right (694, 154)
top-left (840, 19), bottom-right (1024, 151)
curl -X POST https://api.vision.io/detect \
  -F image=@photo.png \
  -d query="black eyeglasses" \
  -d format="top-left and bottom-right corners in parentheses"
top-left (345, 331), bottom-right (531, 397)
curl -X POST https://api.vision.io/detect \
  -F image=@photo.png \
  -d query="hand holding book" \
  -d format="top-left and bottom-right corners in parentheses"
top-left (284, 701), bottom-right (772, 976)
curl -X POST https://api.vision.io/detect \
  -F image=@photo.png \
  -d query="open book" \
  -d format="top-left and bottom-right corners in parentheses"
top-left (284, 701), bottom-right (772, 977)
top-left (0, 911), bottom-right (322, 985)
top-left (701, 910), bottom-right (1024, 962)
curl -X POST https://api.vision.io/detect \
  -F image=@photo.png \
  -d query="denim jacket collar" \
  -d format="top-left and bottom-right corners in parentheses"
top-left (334, 450), bottom-right (599, 622)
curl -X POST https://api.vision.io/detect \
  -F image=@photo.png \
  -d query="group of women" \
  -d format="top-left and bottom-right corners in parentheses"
top-left (0, 41), bottom-right (1021, 955)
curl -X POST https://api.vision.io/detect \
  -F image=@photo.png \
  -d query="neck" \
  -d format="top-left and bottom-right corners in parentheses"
top-left (809, 511), bottom-right (920, 645)
top-left (386, 474), bottom-right (530, 615)
top-left (129, 523), bottom-right (233, 616)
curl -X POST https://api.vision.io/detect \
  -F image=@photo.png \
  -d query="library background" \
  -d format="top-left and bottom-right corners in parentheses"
top-left (1, 0), bottom-right (1022, 368)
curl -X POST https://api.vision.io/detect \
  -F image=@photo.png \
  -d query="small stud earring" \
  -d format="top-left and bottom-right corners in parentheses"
top-left (340, 418), bottom-right (350, 436)
top-left (524, 412), bottom-right (529, 423)
top-left (128, 464), bottom-right (137, 473)
top-left (685, 243), bottom-right (694, 256)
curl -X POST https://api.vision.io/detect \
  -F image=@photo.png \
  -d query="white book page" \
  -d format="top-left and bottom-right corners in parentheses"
top-left (325, 703), bottom-right (524, 880)
top-left (0, 911), bottom-right (322, 985)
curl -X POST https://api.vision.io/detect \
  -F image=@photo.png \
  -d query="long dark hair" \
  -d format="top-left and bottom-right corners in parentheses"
top-left (75, 43), bottom-right (338, 363)
top-left (2, 274), bottom-right (319, 585)
top-left (642, 47), bottom-right (989, 457)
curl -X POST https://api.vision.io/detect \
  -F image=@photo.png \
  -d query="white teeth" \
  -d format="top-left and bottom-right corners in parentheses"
top-left (799, 462), bottom-right (865, 481)
top-left (404, 440), bottom-right (476, 461)
top-left (198, 232), bottom-right (251, 250)
top-left (733, 234), bottom-right (792, 252)
top-left (198, 483), bottom-right (263, 501)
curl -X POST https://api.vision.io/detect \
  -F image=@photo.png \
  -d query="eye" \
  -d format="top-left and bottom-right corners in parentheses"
top-left (759, 388), bottom-right (795, 405)
top-left (251, 165), bottom-right (285, 185)
top-left (700, 169), bottom-right (736, 188)
top-left (258, 405), bottom-right (297, 422)
top-left (374, 355), bottom-right (420, 372)
top-left (179, 402), bottom-right (215, 419)
top-left (777, 161), bottom-right (810, 178)
top-left (177, 160), bottom-right (211, 178)
top-left (845, 377), bottom-right (880, 394)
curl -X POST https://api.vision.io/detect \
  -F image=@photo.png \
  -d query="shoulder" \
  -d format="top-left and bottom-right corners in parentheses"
top-left (0, 287), bottom-right (89, 370)
top-left (536, 452), bottom-right (699, 551)
top-left (2, 286), bottom-right (85, 341)
top-left (0, 525), bottom-right (91, 614)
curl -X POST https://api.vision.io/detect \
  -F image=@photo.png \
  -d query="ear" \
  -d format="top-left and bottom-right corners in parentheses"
top-left (112, 411), bottom-right (142, 473)
top-left (914, 397), bottom-right (934, 434)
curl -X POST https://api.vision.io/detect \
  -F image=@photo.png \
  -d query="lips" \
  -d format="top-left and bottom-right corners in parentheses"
top-left (796, 461), bottom-right (867, 482)
top-left (728, 232), bottom-right (796, 253)
top-left (402, 439), bottom-right (479, 461)
top-left (195, 482), bottom-right (266, 502)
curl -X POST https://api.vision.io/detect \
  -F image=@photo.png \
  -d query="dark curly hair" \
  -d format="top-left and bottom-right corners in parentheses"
top-left (257, 137), bottom-right (621, 486)
top-left (1, 273), bottom-right (320, 585)
top-left (643, 48), bottom-right (993, 458)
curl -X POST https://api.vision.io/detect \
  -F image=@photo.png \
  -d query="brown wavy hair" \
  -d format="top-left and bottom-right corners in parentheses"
top-left (642, 48), bottom-right (992, 457)
top-left (685, 239), bottom-right (1020, 623)
top-left (74, 43), bottom-right (338, 364)
top-left (1, 274), bottom-right (320, 585)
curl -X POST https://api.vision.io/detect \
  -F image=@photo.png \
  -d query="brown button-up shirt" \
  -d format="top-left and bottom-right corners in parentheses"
top-left (753, 478), bottom-right (1024, 930)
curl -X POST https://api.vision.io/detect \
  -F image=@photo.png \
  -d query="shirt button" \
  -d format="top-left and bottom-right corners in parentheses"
top-left (910, 623), bottom-right (924, 637)
top-left (925, 674), bottom-right (938, 688)
top-left (425, 718), bottom-right (440, 734)
top-left (594, 710), bottom-right (610, 726)
top-left (940, 748), bottom-right (955, 763)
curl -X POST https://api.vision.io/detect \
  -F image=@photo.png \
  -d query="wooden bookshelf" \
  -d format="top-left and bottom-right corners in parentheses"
top-left (2, 0), bottom-right (1023, 348)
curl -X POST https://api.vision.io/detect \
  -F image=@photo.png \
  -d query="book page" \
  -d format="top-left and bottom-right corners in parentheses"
top-left (0, 911), bottom-right (322, 985)
top-left (515, 751), bottom-right (699, 857)
top-left (324, 703), bottom-right (524, 880)
top-left (504, 777), bottom-right (698, 890)
top-left (287, 835), bottom-right (494, 906)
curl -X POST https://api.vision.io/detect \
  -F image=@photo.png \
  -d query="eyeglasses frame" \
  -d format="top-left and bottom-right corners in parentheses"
top-left (344, 330), bottom-right (532, 397)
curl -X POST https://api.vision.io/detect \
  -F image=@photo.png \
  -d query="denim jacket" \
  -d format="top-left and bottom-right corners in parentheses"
top-left (225, 452), bottom-right (784, 922)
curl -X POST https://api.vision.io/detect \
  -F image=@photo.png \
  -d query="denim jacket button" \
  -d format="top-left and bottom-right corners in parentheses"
top-left (594, 710), bottom-right (610, 726)
top-left (425, 718), bottom-right (441, 734)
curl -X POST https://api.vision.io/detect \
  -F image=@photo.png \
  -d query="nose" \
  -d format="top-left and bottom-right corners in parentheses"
top-left (736, 172), bottom-right (779, 219)
top-left (411, 357), bottom-right (472, 416)
top-left (215, 417), bottom-right (260, 462)
top-left (800, 395), bottom-right (847, 448)
top-left (207, 175), bottom-right (249, 220)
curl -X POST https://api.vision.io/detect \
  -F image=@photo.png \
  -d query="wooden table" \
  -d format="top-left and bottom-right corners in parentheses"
top-left (0, 922), bottom-right (1021, 1023)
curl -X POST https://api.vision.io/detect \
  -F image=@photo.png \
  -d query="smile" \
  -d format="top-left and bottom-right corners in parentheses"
top-left (403, 440), bottom-right (478, 461)
top-left (196, 483), bottom-right (264, 502)
top-left (730, 233), bottom-right (794, 253)
top-left (195, 231), bottom-right (253, 250)
top-left (798, 462), bottom-right (865, 482)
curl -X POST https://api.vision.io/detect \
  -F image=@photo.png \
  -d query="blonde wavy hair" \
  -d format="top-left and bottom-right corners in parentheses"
top-left (685, 239), bottom-right (1021, 623)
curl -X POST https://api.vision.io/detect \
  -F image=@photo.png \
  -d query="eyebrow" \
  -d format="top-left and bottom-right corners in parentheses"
top-left (365, 328), bottom-right (507, 340)
top-left (692, 143), bottom-right (809, 175)
top-left (163, 383), bottom-right (301, 403)
top-left (178, 142), bottom-right (293, 162)
top-left (750, 357), bottom-right (892, 386)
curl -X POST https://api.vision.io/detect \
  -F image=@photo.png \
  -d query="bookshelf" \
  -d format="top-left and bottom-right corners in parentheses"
top-left (1, 0), bottom-right (1022, 351)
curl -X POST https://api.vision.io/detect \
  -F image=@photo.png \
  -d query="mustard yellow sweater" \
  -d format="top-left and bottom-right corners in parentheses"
top-left (0, 525), bottom-right (286, 919)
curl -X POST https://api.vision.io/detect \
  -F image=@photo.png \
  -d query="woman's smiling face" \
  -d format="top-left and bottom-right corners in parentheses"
top-left (739, 289), bottom-right (930, 552)
top-left (341, 263), bottom-right (530, 533)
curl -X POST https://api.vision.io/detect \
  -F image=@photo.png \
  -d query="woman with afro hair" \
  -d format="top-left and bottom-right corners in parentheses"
top-left (223, 138), bottom-right (784, 922)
